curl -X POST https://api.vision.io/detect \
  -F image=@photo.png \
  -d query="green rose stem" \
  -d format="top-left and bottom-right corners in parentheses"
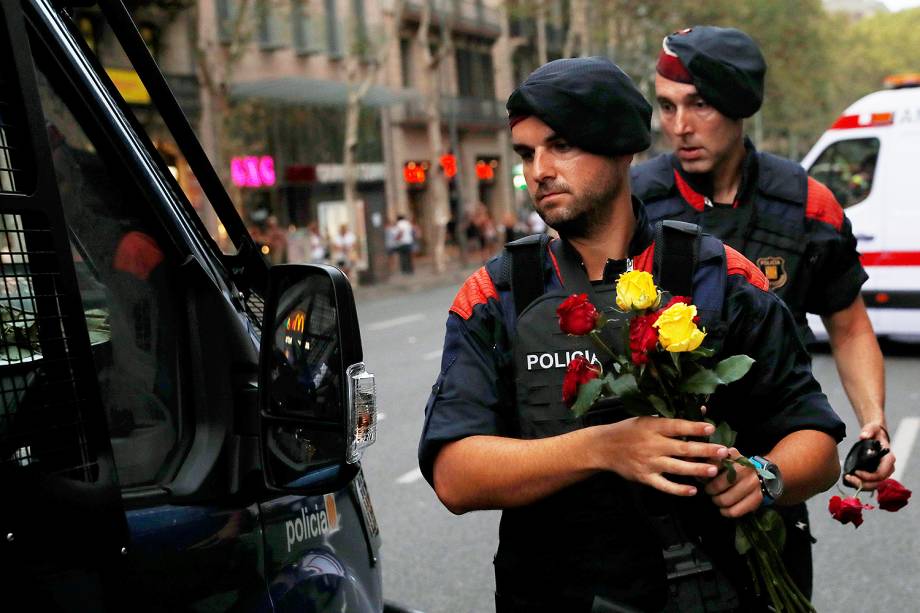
top-left (588, 329), bottom-right (616, 361)
top-left (646, 358), bottom-right (679, 417)
top-left (741, 517), bottom-right (815, 612)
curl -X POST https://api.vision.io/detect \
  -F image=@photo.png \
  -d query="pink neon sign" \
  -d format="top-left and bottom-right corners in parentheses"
top-left (231, 155), bottom-right (276, 188)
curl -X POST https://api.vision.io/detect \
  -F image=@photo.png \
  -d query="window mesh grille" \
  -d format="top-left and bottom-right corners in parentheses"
top-left (0, 67), bottom-right (33, 195)
top-left (244, 289), bottom-right (264, 331)
top-left (0, 214), bottom-right (98, 483)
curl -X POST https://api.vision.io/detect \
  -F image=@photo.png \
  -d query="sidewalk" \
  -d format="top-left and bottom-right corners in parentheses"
top-left (352, 248), bottom-right (486, 303)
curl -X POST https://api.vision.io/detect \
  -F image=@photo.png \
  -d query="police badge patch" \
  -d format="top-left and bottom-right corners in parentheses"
top-left (757, 256), bottom-right (787, 289)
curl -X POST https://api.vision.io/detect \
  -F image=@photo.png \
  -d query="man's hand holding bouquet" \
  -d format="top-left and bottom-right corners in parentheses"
top-left (557, 270), bottom-right (813, 613)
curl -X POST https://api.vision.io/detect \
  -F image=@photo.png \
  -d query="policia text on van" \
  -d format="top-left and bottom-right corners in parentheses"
top-left (0, 0), bottom-right (414, 610)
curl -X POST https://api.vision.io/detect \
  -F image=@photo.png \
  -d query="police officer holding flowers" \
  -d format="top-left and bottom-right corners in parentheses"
top-left (631, 25), bottom-right (895, 598)
top-left (418, 57), bottom-right (845, 612)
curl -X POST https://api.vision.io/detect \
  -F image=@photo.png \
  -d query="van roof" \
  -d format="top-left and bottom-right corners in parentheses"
top-left (829, 87), bottom-right (920, 130)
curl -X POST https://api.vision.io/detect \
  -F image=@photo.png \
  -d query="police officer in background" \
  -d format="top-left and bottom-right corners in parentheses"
top-left (631, 25), bottom-right (895, 597)
top-left (419, 57), bottom-right (844, 612)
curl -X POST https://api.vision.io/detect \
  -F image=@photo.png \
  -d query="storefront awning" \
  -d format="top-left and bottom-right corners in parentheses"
top-left (229, 77), bottom-right (419, 108)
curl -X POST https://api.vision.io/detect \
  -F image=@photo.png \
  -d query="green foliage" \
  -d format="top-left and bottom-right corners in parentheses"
top-left (735, 523), bottom-right (752, 555)
top-left (757, 508), bottom-right (787, 552)
top-left (709, 421), bottom-right (737, 448)
top-left (571, 378), bottom-right (604, 418)
top-left (714, 355), bottom-right (756, 384)
top-left (680, 355), bottom-right (754, 394)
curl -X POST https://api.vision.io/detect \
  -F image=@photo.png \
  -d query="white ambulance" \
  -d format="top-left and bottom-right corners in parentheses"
top-left (801, 74), bottom-right (920, 342)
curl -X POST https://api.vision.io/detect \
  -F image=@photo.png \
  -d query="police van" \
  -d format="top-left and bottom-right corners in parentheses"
top-left (0, 0), bottom-right (413, 610)
top-left (801, 74), bottom-right (920, 342)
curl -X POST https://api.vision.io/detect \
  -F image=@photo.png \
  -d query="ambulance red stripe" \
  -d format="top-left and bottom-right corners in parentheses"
top-left (860, 252), bottom-right (920, 266)
top-left (830, 112), bottom-right (894, 129)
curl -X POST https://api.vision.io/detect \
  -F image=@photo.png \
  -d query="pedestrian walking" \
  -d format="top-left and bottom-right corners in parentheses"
top-left (306, 221), bottom-right (327, 265)
top-left (330, 223), bottom-right (357, 277)
top-left (419, 57), bottom-right (844, 612)
top-left (631, 26), bottom-right (894, 598)
top-left (394, 215), bottom-right (415, 274)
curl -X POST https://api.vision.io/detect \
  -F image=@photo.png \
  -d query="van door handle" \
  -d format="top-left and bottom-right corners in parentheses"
top-left (855, 234), bottom-right (875, 241)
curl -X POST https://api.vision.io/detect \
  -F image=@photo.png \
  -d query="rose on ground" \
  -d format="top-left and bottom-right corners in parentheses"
top-left (629, 312), bottom-right (660, 365)
top-left (562, 356), bottom-right (601, 407)
top-left (557, 293), bottom-right (599, 336)
top-left (654, 301), bottom-right (706, 352)
top-left (876, 479), bottom-right (912, 512)
top-left (828, 495), bottom-right (874, 528)
top-left (615, 270), bottom-right (660, 311)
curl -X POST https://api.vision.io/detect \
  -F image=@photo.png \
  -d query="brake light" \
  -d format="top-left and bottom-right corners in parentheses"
top-left (830, 112), bottom-right (894, 130)
top-left (346, 362), bottom-right (377, 464)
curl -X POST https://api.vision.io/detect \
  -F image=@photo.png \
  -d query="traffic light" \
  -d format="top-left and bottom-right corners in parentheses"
top-left (440, 153), bottom-right (457, 179)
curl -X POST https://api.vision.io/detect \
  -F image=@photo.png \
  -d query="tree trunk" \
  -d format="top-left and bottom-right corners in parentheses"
top-left (536, 0), bottom-right (548, 65)
top-left (416, 0), bottom-right (452, 274)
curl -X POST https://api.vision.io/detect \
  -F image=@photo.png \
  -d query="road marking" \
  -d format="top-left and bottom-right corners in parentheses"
top-left (422, 350), bottom-right (442, 361)
top-left (396, 467), bottom-right (423, 484)
top-left (891, 417), bottom-right (920, 482)
top-left (366, 313), bottom-right (425, 332)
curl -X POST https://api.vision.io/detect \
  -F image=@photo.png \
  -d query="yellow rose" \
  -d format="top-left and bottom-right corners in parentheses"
top-left (615, 270), bottom-right (660, 311)
top-left (653, 302), bottom-right (706, 352)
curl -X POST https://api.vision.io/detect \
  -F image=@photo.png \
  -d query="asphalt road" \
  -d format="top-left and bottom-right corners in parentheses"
top-left (356, 283), bottom-right (920, 613)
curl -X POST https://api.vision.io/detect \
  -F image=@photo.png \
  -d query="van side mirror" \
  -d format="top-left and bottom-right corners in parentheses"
top-left (257, 265), bottom-right (377, 494)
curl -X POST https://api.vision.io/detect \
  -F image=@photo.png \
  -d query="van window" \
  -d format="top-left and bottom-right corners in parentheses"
top-left (807, 137), bottom-right (879, 209)
top-left (35, 64), bottom-right (187, 488)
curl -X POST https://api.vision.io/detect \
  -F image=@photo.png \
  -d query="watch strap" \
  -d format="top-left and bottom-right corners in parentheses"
top-left (749, 455), bottom-right (776, 507)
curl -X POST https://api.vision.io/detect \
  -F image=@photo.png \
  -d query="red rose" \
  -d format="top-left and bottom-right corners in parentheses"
top-left (629, 312), bottom-right (660, 365)
top-left (876, 479), bottom-right (912, 512)
top-left (557, 294), bottom-right (599, 336)
top-left (662, 295), bottom-right (691, 309)
top-left (562, 356), bottom-right (601, 408)
top-left (828, 495), bottom-right (874, 528)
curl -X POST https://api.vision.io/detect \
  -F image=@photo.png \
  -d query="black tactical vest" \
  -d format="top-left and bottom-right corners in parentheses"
top-left (492, 226), bottom-right (739, 612)
top-left (632, 153), bottom-right (814, 340)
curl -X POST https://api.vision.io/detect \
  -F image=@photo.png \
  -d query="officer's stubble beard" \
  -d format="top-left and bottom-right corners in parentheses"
top-left (534, 159), bottom-right (627, 241)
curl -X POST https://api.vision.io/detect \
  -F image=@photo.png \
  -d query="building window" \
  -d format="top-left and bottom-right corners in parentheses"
top-left (292, 0), bottom-right (319, 54)
top-left (325, 0), bottom-right (342, 57)
top-left (455, 38), bottom-right (495, 100)
top-left (351, 0), bottom-right (368, 53)
top-left (258, 0), bottom-right (285, 50)
top-left (215, 0), bottom-right (237, 44)
top-left (400, 37), bottom-right (414, 87)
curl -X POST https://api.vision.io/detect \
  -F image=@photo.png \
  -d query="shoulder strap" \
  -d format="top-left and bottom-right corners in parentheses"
top-left (653, 220), bottom-right (700, 298)
top-left (756, 152), bottom-right (808, 204)
top-left (505, 234), bottom-right (548, 319)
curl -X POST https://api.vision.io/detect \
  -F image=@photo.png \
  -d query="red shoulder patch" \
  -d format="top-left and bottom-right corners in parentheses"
top-left (450, 267), bottom-right (499, 320)
top-left (805, 177), bottom-right (844, 231)
top-left (633, 243), bottom-right (655, 273)
top-left (725, 245), bottom-right (769, 291)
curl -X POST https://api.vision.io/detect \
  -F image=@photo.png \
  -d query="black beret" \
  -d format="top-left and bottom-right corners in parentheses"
top-left (662, 26), bottom-right (766, 119)
top-left (507, 57), bottom-right (651, 156)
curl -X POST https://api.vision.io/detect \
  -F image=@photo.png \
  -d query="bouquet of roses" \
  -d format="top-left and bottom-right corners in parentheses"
top-left (558, 270), bottom-right (814, 613)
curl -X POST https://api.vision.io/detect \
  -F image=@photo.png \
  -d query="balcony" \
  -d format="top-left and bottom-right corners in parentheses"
top-left (403, 0), bottom-right (501, 38)
top-left (390, 95), bottom-right (505, 129)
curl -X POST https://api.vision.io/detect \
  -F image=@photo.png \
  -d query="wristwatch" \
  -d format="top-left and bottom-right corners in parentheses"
top-left (749, 455), bottom-right (784, 507)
